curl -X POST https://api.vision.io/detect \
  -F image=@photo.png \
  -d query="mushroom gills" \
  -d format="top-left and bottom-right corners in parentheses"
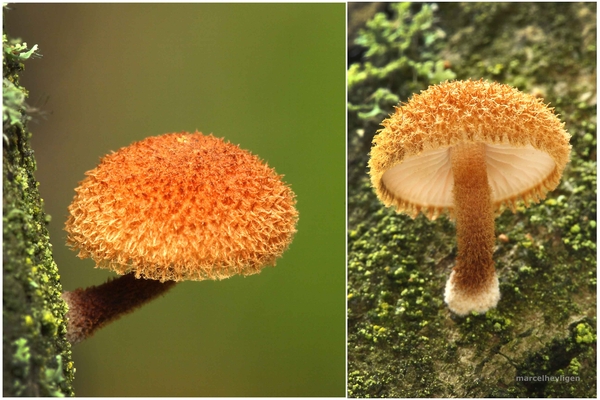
top-left (381, 144), bottom-right (556, 211)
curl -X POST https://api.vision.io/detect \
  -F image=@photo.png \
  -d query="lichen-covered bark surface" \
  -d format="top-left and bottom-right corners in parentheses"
top-left (3, 32), bottom-right (75, 396)
top-left (347, 3), bottom-right (596, 397)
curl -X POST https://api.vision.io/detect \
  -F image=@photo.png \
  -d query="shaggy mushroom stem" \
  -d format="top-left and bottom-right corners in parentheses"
top-left (444, 142), bottom-right (500, 315)
top-left (62, 273), bottom-right (177, 345)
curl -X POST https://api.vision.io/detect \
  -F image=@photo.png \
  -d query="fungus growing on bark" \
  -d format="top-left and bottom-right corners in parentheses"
top-left (368, 80), bottom-right (571, 316)
top-left (62, 132), bottom-right (298, 344)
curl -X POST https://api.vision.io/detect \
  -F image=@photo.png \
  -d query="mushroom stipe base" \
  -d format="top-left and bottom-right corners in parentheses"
top-left (62, 273), bottom-right (177, 345)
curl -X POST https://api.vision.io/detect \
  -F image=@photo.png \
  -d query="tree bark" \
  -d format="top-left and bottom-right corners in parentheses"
top-left (3, 32), bottom-right (75, 396)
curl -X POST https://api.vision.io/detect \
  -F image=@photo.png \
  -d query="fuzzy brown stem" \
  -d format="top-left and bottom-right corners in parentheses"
top-left (445, 142), bottom-right (499, 314)
top-left (62, 273), bottom-right (177, 345)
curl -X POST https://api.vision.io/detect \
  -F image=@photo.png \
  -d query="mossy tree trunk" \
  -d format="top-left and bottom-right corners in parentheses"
top-left (3, 32), bottom-right (75, 396)
top-left (347, 3), bottom-right (596, 397)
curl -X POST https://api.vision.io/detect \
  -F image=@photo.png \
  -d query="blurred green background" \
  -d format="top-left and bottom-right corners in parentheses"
top-left (5, 3), bottom-right (345, 397)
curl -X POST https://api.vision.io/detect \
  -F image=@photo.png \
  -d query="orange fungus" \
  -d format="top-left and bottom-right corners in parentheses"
top-left (65, 132), bottom-right (298, 282)
top-left (368, 80), bottom-right (571, 315)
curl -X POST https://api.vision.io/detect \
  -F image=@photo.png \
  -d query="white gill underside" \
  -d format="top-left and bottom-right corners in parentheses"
top-left (381, 144), bottom-right (556, 209)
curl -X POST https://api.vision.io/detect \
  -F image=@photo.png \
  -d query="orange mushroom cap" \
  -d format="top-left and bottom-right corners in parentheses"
top-left (65, 132), bottom-right (298, 282)
top-left (369, 79), bottom-right (572, 220)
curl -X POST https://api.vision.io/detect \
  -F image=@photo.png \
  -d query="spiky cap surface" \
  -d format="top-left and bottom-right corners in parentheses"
top-left (65, 132), bottom-right (298, 282)
top-left (369, 79), bottom-right (572, 219)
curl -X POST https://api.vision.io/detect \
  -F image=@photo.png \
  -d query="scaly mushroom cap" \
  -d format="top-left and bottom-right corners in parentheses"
top-left (65, 132), bottom-right (298, 282)
top-left (369, 79), bottom-right (571, 219)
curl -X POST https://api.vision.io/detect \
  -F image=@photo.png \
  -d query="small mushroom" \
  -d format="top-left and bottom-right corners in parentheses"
top-left (368, 80), bottom-right (571, 315)
top-left (63, 132), bottom-right (298, 344)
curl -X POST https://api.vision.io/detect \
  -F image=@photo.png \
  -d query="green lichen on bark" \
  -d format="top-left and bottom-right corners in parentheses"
top-left (348, 3), bottom-right (596, 397)
top-left (3, 32), bottom-right (75, 396)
